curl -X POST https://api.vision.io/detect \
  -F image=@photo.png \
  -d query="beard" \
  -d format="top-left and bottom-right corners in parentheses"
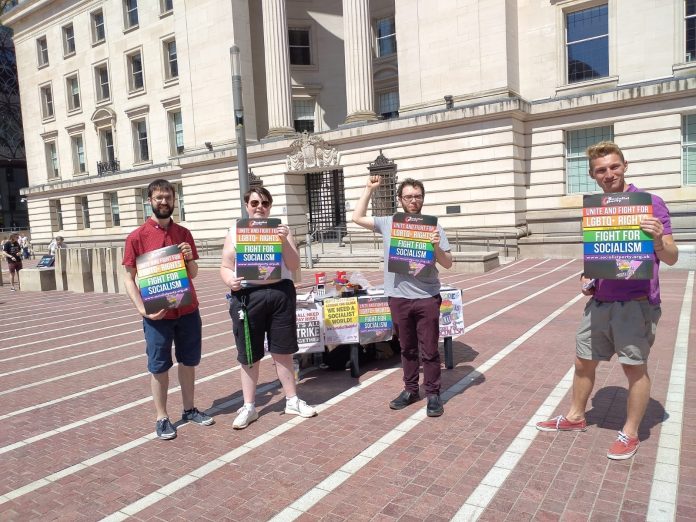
top-left (152, 203), bottom-right (173, 219)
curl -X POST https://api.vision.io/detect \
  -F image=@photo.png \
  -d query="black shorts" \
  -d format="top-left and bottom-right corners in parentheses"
top-left (8, 261), bottom-right (22, 273)
top-left (228, 279), bottom-right (298, 365)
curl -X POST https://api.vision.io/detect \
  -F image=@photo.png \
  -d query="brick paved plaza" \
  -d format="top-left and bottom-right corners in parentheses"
top-left (0, 259), bottom-right (694, 521)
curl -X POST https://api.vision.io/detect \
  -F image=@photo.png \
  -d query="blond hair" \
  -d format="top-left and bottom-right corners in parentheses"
top-left (586, 141), bottom-right (625, 170)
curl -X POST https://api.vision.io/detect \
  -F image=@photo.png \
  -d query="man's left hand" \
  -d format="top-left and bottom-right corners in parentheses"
top-left (277, 225), bottom-right (291, 241)
top-left (430, 231), bottom-right (441, 248)
top-left (640, 217), bottom-right (664, 245)
top-left (178, 242), bottom-right (194, 261)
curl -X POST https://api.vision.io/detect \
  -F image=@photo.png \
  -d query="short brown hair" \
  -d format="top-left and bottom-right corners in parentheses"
top-left (147, 179), bottom-right (175, 198)
top-left (397, 178), bottom-right (425, 199)
top-left (586, 141), bottom-right (625, 170)
top-left (244, 186), bottom-right (273, 205)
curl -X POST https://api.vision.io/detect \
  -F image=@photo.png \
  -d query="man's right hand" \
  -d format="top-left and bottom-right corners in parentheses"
top-left (140, 307), bottom-right (167, 320)
top-left (228, 276), bottom-right (245, 292)
top-left (580, 275), bottom-right (595, 296)
top-left (366, 174), bottom-right (381, 190)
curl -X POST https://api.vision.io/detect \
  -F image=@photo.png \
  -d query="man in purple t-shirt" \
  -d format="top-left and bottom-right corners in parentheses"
top-left (536, 141), bottom-right (679, 460)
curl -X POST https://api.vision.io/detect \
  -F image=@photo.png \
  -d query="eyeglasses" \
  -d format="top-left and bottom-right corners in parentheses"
top-left (400, 195), bottom-right (423, 202)
top-left (249, 200), bottom-right (271, 208)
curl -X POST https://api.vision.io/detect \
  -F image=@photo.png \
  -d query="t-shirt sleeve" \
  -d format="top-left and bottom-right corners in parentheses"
top-left (122, 234), bottom-right (138, 268)
top-left (373, 216), bottom-right (389, 235)
top-left (651, 194), bottom-right (672, 236)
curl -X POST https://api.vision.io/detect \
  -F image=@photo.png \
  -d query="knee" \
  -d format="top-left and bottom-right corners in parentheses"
top-left (622, 363), bottom-right (649, 382)
top-left (574, 357), bottom-right (597, 376)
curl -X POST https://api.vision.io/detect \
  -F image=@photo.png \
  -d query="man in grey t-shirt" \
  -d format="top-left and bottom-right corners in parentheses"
top-left (352, 175), bottom-right (452, 417)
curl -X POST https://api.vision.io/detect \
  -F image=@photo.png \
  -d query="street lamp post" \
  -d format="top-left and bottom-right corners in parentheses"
top-left (230, 45), bottom-right (249, 218)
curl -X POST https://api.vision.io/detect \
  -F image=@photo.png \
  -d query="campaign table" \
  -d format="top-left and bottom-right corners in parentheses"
top-left (296, 288), bottom-right (464, 378)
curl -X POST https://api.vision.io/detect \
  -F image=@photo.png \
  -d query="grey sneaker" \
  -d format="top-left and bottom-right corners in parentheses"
top-left (232, 405), bottom-right (259, 429)
top-left (156, 417), bottom-right (177, 440)
top-left (182, 407), bottom-right (215, 426)
top-left (285, 398), bottom-right (317, 418)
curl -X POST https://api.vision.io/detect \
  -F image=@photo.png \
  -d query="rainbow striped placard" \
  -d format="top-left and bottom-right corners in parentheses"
top-left (358, 296), bottom-right (392, 345)
top-left (582, 192), bottom-right (654, 279)
top-left (236, 218), bottom-right (282, 281)
top-left (136, 245), bottom-right (192, 314)
top-left (388, 213), bottom-right (437, 277)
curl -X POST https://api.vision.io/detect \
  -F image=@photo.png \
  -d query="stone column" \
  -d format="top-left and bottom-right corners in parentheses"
top-left (343, 0), bottom-right (377, 123)
top-left (262, 0), bottom-right (295, 138)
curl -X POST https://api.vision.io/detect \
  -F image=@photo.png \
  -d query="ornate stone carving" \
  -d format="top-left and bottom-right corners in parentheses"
top-left (286, 131), bottom-right (338, 172)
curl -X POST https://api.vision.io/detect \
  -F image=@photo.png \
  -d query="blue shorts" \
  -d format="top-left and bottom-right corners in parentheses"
top-left (143, 309), bottom-right (202, 374)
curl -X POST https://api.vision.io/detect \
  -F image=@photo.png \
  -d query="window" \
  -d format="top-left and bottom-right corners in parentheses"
top-left (293, 99), bottom-right (314, 133)
top-left (94, 63), bottom-right (110, 102)
top-left (289, 28), bottom-right (311, 65)
top-left (62, 24), bottom-right (75, 56)
top-left (91, 9), bottom-right (106, 44)
top-left (66, 75), bottom-right (80, 111)
top-left (50, 200), bottom-right (64, 231)
top-left (160, 0), bottom-right (173, 15)
top-left (174, 183), bottom-right (185, 221)
top-left (378, 91), bottom-right (399, 119)
top-left (45, 141), bottom-right (59, 179)
top-left (169, 110), bottom-right (184, 155)
top-left (376, 17), bottom-right (396, 57)
top-left (109, 192), bottom-right (121, 226)
top-left (163, 39), bottom-right (178, 80)
top-left (100, 128), bottom-right (115, 162)
top-left (683, 114), bottom-right (696, 185)
top-left (124, 0), bottom-right (139, 29)
top-left (40, 84), bottom-right (54, 119)
top-left (566, 126), bottom-right (613, 194)
top-left (36, 36), bottom-right (48, 67)
top-left (132, 119), bottom-right (149, 163)
top-left (566, 5), bottom-right (609, 84)
top-left (71, 135), bottom-right (86, 174)
top-left (141, 187), bottom-right (153, 219)
top-left (79, 196), bottom-right (91, 229)
top-left (127, 50), bottom-right (144, 92)
top-left (687, 0), bottom-right (696, 62)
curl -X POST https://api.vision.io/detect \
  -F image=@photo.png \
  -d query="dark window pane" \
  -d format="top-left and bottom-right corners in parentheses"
top-left (288, 29), bottom-right (309, 46)
top-left (688, 0), bottom-right (696, 16)
top-left (294, 119), bottom-right (314, 133)
top-left (378, 37), bottom-right (396, 56)
top-left (688, 17), bottom-right (696, 61)
top-left (567, 5), bottom-right (607, 43)
top-left (568, 36), bottom-right (608, 83)
top-left (377, 18), bottom-right (395, 38)
top-left (290, 47), bottom-right (311, 65)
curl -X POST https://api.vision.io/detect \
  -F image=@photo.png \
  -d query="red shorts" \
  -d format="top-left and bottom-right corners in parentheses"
top-left (8, 261), bottom-right (22, 273)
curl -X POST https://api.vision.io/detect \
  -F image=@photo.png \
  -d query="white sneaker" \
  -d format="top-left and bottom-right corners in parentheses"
top-left (232, 406), bottom-right (258, 429)
top-left (285, 398), bottom-right (317, 418)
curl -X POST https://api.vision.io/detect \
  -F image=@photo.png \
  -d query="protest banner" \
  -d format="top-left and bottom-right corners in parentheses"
top-left (388, 213), bottom-right (437, 277)
top-left (358, 296), bottom-right (392, 345)
top-left (136, 245), bottom-right (192, 314)
top-left (296, 303), bottom-right (324, 353)
top-left (236, 218), bottom-right (282, 281)
top-left (582, 192), bottom-right (654, 279)
top-left (323, 297), bottom-right (359, 345)
top-left (439, 287), bottom-right (464, 338)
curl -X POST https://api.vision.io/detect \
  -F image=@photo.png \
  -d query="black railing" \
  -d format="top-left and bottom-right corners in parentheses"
top-left (97, 159), bottom-right (120, 176)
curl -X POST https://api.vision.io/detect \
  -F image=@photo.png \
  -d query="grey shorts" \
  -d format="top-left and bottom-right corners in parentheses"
top-left (576, 299), bottom-right (661, 365)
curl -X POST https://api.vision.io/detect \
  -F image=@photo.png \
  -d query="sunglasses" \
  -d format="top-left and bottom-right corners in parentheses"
top-left (249, 200), bottom-right (271, 208)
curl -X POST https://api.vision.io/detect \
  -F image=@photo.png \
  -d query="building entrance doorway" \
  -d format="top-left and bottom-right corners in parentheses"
top-left (305, 169), bottom-right (346, 242)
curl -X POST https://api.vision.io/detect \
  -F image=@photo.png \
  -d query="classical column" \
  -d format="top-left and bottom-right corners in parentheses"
top-left (342, 0), bottom-right (377, 123)
top-left (262, 0), bottom-right (295, 138)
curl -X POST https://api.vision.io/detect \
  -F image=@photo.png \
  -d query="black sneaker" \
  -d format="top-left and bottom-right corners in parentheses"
top-left (426, 395), bottom-right (444, 417)
top-left (156, 417), bottom-right (177, 440)
top-left (182, 407), bottom-right (215, 426)
top-left (389, 390), bottom-right (420, 410)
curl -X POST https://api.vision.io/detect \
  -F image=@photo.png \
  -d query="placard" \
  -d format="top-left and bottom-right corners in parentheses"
top-left (296, 303), bottom-right (325, 353)
top-left (582, 192), bottom-right (654, 279)
top-left (236, 218), bottom-right (282, 281)
top-left (322, 297), bottom-right (359, 345)
top-left (388, 213), bottom-right (437, 277)
top-left (358, 296), bottom-right (393, 345)
top-left (37, 255), bottom-right (55, 267)
top-left (136, 245), bottom-right (192, 314)
top-left (439, 288), bottom-right (465, 339)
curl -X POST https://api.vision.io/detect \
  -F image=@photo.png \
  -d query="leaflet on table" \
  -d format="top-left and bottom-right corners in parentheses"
top-left (236, 218), bottom-right (282, 281)
top-left (357, 296), bottom-right (392, 345)
top-left (582, 192), bottom-right (654, 280)
top-left (136, 245), bottom-right (192, 314)
top-left (388, 213), bottom-right (437, 277)
top-left (439, 288), bottom-right (464, 338)
top-left (296, 303), bottom-right (325, 353)
top-left (322, 297), bottom-right (359, 345)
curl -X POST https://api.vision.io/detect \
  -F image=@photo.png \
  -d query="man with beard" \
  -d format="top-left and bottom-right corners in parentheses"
top-left (123, 179), bottom-right (214, 440)
top-left (352, 176), bottom-right (452, 417)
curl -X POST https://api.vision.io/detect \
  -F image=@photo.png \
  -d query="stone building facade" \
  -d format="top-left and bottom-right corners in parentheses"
top-left (2, 0), bottom-right (695, 255)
